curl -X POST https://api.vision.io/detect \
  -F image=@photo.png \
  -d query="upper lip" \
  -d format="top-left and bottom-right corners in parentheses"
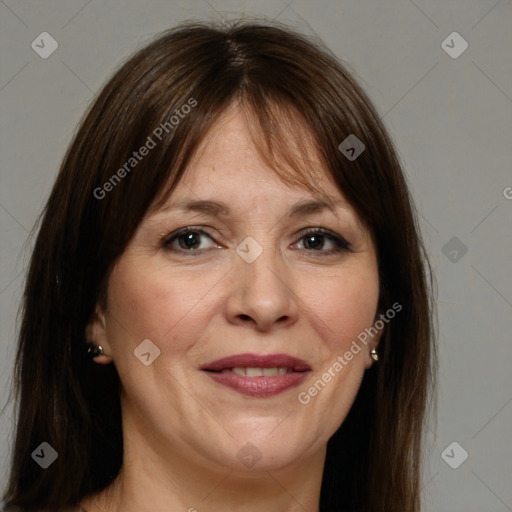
top-left (200, 353), bottom-right (311, 372)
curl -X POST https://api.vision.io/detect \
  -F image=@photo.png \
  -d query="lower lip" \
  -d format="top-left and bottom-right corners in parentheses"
top-left (203, 370), bottom-right (309, 397)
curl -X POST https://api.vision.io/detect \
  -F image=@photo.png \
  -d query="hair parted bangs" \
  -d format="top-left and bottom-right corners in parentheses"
top-left (150, 98), bottom-right (332, 215)
top-left (89, 20), bottom-right (390, 239)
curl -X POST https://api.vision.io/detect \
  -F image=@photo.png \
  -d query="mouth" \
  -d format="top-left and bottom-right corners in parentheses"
top-left (200, 353), bottom-right (311, 398)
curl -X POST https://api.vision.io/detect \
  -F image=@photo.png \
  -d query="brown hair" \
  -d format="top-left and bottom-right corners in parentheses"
top-left (3, 20), bottom-right (436, 512)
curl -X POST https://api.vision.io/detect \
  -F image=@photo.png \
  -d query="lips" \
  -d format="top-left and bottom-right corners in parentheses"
top-left (200, 353), bottom-right (311, 398)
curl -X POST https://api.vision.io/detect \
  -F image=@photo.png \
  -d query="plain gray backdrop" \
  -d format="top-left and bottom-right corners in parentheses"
top-left (1, 1), bottom-right (511, 510)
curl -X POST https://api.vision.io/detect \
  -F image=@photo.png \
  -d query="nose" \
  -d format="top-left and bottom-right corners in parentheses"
top-left (225, 241), bottom-right (299, 332)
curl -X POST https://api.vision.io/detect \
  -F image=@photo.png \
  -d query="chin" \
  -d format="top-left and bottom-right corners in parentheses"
top-left (225, 428), bottom-right (318, 473)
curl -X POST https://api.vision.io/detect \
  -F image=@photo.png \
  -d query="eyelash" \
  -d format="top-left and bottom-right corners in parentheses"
top-left (161, 226), bottom-right (352, 256)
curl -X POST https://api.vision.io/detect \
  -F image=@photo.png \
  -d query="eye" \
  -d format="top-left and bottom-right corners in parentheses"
top-left (161, 226), bottom-right (351, 256)
top-left (293, 228), bottom-right (351, 255)
top-left (162, 227), bottom-right (220, 253)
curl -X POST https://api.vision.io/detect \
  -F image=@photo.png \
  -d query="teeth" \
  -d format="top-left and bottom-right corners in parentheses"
top-left (246, 367), bottom-right (263, 377)
top-left (231, 367), bottom-right (287, 377)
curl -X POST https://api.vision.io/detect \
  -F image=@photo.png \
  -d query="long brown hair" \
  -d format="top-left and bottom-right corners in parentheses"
top-left (3, 20), bottom-right (436, 512)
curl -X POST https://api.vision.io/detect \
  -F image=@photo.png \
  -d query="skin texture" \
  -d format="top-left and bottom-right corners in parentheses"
top-left (83, 104), bottom-right (381, 512)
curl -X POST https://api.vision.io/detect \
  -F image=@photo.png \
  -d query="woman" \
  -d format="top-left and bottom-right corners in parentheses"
top-left (3, 20), bottom-right (436, 512)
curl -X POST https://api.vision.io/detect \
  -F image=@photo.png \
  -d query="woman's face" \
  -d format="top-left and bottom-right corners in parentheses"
top-left (89, 104), bottom-right (381, 474)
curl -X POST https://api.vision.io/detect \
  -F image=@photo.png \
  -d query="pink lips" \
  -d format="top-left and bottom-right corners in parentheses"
top-left (200, 353), bottom-right (311, 398)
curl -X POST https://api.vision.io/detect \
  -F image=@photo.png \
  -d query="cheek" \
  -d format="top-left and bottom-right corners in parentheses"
top-left (298, 263), bottom-right (380, 352)
top-left (104, 257), bottom-right (224, 356)
top-left (291, 266), bottom-right (379, 442)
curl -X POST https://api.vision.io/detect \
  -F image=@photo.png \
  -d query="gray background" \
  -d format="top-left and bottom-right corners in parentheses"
top-left (1, 1), bottom-right (511, 510)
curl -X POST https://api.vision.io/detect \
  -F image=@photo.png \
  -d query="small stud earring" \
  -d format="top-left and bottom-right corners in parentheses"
top-left (370, 347), bottom-right (379, 362)
top-left (86, 342), bottom-right (104, 359)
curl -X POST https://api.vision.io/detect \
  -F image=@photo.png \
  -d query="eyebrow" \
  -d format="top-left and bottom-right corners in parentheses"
top-left (154, 198), bottom-right (345, 219)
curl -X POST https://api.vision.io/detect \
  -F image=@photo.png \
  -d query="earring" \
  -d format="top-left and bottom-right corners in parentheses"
top-left (370, 347), bottom-right (379, 362)
top-left (86, 342), bottom-right (104, 358)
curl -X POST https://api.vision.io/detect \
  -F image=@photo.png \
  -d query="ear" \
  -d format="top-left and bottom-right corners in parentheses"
top-left (85, 305), bottom-right (113, 364)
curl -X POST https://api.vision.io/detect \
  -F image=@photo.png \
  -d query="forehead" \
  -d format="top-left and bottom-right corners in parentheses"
top-left (145, 104), bottom-right (367, 233)
top-left (173, 102), bottom-right (338, 201)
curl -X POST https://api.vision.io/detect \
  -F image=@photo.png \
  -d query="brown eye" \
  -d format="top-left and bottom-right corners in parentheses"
top-left (303, 233), bottom-right (325, 250)
top-left (177, 231), bottom-right (201, 250)
top-left (162, 228), bottom-right (218, 252)
top-left (295, 228), bottom-right (351, 255)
